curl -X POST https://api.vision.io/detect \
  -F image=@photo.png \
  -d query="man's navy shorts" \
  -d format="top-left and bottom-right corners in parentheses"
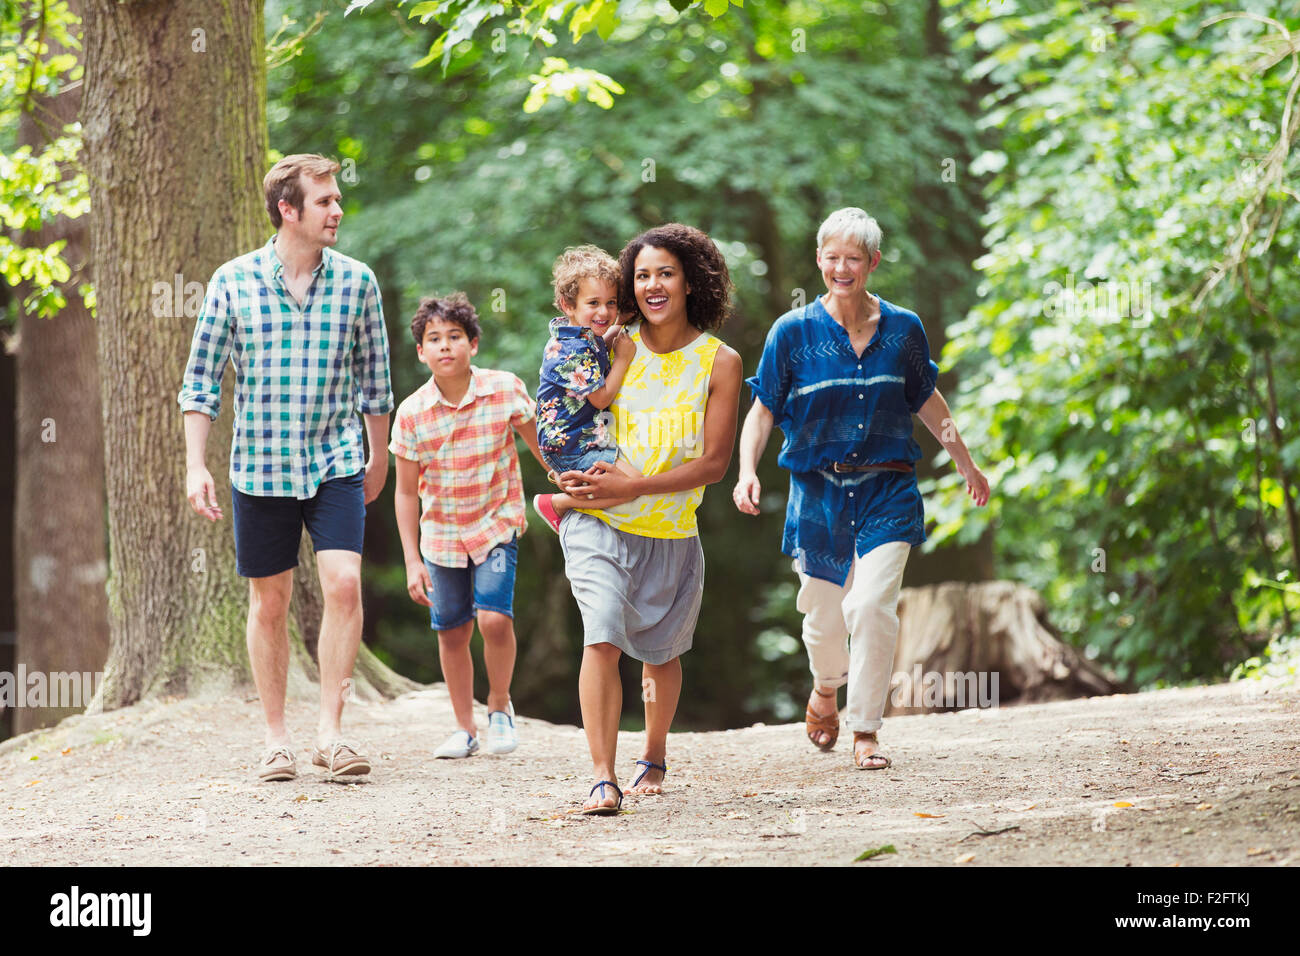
top-left (231, 471), bottom-right (365, 579)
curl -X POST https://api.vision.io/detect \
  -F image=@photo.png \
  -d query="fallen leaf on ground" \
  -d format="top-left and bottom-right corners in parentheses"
top-left (61, 748), bottom-right (72, 755)
top-left (914, 812), bottom-right (945, 818)
top-left (853, 844), bottom-right (896, 862)
top-left (293, 794), bottom-right (307, 802)
top-left (23, 780), bottom-right (40, 787)
top-left (954, 852), bottom-right (976, 864)
top-left (1113, 801), bottom-right (1133, 808)
top-left (1195, 803), bottom-right (1213, 811)
top-left (1246, 847), bottom-right (1266, 856)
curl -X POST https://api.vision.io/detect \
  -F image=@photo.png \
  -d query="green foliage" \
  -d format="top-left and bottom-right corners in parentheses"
top-left (270, 0), bottom-right (988, 727)
top-left (522, 57), bottom-right (624, 112)
top-left (0, 0), bottom-right (87, 320)
top-left (928, 0), bottom-right (1300, 685)
top-left (343, 0), bottom-right (743, 106)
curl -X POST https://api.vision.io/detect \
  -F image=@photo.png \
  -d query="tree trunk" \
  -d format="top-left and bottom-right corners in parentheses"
top-left (81, 0), bottom-right (268, 706)
top-left (12, 0), bottom-right (110, 734)
top-left (79, 0), bottom-right (414, 709)
top-left (0, 294), bottom-right (15, 741)
top-left (885, 581), bottom-right (1123, 717)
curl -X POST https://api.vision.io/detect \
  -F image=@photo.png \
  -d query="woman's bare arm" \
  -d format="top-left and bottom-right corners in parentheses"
top-left (916, 389), bottom-right (990, 506)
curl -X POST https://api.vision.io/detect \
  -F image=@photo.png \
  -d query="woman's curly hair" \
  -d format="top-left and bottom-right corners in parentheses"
top-left (410, 292), bottom-right (481, 344)
top-left (618, 223), bottom-right (733, 332)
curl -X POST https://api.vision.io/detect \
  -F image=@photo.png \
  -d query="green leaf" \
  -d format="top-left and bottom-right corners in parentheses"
top-left (407, 2), bottom-right (442, 22)
top-left (1259, 478), bottom-right (1284, 510)
top-left (853, 844), bottom-right (896, 862)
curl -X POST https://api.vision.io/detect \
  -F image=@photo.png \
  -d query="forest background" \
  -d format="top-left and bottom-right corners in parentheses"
top-left (1, 0), bottom-right (1296, 739)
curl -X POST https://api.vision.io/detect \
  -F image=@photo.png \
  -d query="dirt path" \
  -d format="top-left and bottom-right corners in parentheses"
top-left (1, 680), bottom-right (1297, 866)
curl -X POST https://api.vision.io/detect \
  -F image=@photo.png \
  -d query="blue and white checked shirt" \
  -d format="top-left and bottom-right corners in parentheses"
top-left (747, 295), bottom-right (939, 585)
top-left (178, 238), bottom-right (395, 499)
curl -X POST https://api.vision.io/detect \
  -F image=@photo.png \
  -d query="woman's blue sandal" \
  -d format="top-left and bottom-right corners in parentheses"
top-left (629, 759), bottom-right (668, 792)
top-left (582, 780), bottom-right (623, 815)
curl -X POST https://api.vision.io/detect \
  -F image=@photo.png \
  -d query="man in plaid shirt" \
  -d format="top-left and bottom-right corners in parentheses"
top-left (179, 154), bottom-right (393, 782)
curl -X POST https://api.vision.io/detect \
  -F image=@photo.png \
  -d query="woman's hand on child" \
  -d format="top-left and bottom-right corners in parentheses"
top-left (405, 560), bottom-right (433, 607)
top-left (557, 460), bottom-right (634, 500)
top-left (604, 323), bottom-right (635, 362)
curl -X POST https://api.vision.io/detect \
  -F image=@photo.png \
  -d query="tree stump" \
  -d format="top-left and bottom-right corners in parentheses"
top-left (885, 581), bottom-right (1122, 716)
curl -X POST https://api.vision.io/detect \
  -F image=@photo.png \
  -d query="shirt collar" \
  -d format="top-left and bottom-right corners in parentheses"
top-left (265, 236), bottom-right (332, 280)
top-left (812, 292), bottom-right (892, 328)
top-left (549, 316), bottom-right (601, 348)
top-left (427, 365), bottom-right (486, 410)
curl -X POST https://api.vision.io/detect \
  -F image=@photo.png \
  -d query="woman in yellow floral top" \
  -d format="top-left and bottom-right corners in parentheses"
top-left (556, 224), bottom-right (743, 815)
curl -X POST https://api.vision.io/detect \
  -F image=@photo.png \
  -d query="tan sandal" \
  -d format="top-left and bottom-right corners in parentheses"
top-left (805, 685), bottom-right (839, 751)
top-left (853, 732), bottom-right (891, 770)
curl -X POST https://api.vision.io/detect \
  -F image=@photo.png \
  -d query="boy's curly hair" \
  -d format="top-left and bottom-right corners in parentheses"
top-left (410, 292), bottom-right (481, 345)
top-left (552, 245), bottom-right (622, 313)
top-left (618, 223), bottom-right (733, 332)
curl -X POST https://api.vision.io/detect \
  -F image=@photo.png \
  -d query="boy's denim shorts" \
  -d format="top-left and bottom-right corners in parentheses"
top-left (423, 534), bottom-right (518, 630)
top-left (544, 445), bottom-right (619, 475)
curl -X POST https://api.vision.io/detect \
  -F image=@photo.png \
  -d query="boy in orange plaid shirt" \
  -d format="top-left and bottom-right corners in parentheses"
top-left (391, 293), bottom-right (551, 758)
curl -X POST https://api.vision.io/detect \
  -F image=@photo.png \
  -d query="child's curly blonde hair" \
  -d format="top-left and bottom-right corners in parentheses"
top-left (551, 245), bottom-right (622, 313)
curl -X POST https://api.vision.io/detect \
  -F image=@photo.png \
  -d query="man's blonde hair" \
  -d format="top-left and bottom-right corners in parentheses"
top-left (552, 245), bottom-right (621, 312)
top-left (263, 154), bottom-right (341, 229)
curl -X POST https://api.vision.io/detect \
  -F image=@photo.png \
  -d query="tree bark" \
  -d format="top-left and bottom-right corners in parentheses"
top-left (81, 0), bottom-right (268, 706)
top-left (79, 0), bottom-right (414, 709)
top-left (885, 581), bottom-right (1123, 717)
top-left (12, 0), bottom-right (110, 734)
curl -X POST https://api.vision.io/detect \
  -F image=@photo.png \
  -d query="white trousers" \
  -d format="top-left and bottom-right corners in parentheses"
top-left (796, 540), bottom-right (911, 734)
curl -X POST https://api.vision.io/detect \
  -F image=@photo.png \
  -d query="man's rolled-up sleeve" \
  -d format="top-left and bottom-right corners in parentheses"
top-left (355, 270), bottom-right (395, 416)
top-left (177, 272), bottom-right (234, 421)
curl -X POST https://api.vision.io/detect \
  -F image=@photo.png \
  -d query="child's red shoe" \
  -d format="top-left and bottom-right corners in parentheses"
top-left (532, 494), bottom-right (562, 534)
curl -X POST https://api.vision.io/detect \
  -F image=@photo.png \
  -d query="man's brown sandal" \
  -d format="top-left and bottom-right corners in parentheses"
top-left (805, 686), bottom-right (839, 751)
top-left (853, 732), bottom-right (891, 770)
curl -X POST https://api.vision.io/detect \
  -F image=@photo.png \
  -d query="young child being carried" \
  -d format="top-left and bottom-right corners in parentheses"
top-left (532, 245), bottom-right (642, 532)
top-left (391, 293), bottom-right (552, 760)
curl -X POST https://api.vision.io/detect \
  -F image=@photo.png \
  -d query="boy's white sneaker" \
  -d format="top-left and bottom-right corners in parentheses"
top-left (433, 730), bottom-right (479, 759)
top-left (484, 701), bottom-right (518, 755)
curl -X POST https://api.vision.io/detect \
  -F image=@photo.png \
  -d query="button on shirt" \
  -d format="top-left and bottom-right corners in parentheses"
top-left (389, 367), bottom-right (536, 568)
top-left (746, 295), bottom-right (939, 585)
top-left (177, 238), bottom-right (395, 500)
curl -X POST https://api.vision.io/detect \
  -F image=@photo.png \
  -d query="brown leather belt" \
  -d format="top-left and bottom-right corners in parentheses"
top-left (831, 460), bottom-right (913, 474)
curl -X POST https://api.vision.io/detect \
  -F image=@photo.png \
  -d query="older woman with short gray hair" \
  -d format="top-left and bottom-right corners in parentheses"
top-left (733, 207), bottom-right (989, 769)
